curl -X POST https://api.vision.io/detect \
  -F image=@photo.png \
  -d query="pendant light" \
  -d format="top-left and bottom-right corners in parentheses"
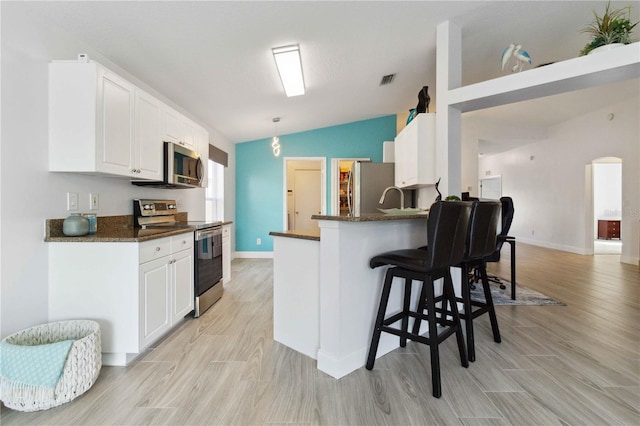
top-left (272, 117), bottom-right (281, 157)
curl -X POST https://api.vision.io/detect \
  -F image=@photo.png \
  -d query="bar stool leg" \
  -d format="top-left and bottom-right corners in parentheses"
top-left (366, 269), bottom-right (395, 370)
top-left (422, 276), bottom-right (442, 398)
top-left (400, 278), bottom-right (412, 347)
top-left (460, 264), bottom-right (476, 362)
top-left (411, 283), bottom-right (427, 336)
top-left (444, 272), bottom-right (469, 368)
top-left (479, 262), bottom-right (501, 343)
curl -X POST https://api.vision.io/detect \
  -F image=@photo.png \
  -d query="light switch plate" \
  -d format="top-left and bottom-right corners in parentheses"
top-left (89, 193), bottom-right (99, 210)
top-left (67, 192), bottom-right (79, 211)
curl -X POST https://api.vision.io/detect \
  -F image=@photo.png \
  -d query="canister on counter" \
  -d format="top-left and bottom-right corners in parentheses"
top-left (83, 213), bottom-right (97, 234)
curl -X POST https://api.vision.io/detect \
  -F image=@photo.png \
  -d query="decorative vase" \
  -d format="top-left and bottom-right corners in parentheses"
top-left (588, 43), bottom-right (624, 55)
top-left (63, 213), bottom-right (90, 236)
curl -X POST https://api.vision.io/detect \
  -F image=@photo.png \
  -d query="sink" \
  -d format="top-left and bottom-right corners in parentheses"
top-left (377, 208), bottom-right (427, 215)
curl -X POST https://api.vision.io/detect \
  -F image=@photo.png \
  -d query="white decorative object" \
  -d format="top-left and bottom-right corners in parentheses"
top-left (501, 43), bottom-right (532, 72)
top-left (0, 320), bottom-right (101, 412)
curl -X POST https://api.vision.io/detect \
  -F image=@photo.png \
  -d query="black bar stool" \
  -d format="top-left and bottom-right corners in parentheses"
top-left (366, 200), bottom-right (473, 398)
top-left (456, 200), bottom-right (502, 362)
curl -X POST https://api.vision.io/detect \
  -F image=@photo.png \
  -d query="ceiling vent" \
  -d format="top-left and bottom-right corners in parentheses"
top-left (379, 74), bottom-right (396, 85)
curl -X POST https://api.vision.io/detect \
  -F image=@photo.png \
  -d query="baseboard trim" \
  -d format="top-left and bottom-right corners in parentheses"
top-left (620, 255), bottom-right (639, 266)
top-left (235, 251), bottom-right (274, 259)
top-left (516, 238), bottom-right (590, 255)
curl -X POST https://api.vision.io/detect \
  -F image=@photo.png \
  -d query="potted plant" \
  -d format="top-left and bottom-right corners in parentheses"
top-left (580, 2), bottom-right (638, 55)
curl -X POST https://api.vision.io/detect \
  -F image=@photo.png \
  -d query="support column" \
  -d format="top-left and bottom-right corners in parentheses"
top-left (436, 21), bottom-right (462, 197)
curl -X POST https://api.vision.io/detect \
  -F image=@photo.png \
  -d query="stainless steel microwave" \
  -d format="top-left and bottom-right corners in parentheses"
top-left (132, 142), bottom-right (203, 189)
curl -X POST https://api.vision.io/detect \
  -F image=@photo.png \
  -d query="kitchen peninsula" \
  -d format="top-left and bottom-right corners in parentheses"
top-left (271, 211), bottom-right (432, 379)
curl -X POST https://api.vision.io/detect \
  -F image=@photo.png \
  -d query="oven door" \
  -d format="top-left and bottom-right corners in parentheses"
top-left (194, 227), bottom-right (223, 316)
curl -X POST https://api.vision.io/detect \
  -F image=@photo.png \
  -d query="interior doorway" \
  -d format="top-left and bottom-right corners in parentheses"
top-left (284, 158), bottom-right (326, 231)
top-left (592, 157), bottom-right (622, 255)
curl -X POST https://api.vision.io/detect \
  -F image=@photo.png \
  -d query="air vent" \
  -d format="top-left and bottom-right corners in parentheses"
top-left (379, 74), bottom-right (396, 85)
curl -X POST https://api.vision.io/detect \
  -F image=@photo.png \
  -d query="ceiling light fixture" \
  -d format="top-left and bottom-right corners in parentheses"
top-left (272, 117), bottom-right (281, 157)
top-left (272, 44), bottom-right (305, 97)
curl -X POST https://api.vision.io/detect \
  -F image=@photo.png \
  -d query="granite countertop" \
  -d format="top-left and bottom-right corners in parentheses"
top-left (269, 228), bottom-right (320, 241)
top-left (311, 211), bottom-right (429, 222)
top-left (45, 214), bottom-right (194, 243)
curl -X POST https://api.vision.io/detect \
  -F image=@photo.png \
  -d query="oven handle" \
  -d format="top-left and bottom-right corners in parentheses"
top-left (195, 227), bottom-right (222, 241)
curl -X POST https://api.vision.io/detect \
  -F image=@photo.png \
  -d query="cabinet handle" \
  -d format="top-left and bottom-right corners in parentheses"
top-left (155, 247), bottom-right (161, 252)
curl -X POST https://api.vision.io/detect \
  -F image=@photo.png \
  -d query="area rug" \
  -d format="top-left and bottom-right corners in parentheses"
top-left (469, 279), bottom-right (566, 306)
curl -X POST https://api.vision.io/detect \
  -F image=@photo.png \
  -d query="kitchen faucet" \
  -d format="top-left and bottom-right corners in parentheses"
top-left (379, 186), bottom-right (405, 209)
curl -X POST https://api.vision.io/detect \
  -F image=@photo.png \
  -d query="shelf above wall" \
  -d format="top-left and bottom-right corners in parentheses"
top-left (448, 42), bottom-right (640, 113)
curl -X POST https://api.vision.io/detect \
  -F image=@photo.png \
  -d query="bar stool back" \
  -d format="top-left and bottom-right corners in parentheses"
top-left (366, 200), bottom-right (473, 398)
top-left (458, 201), bottom-right (502, 362)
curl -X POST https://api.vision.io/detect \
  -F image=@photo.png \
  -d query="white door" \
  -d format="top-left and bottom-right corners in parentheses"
top-left (293, 169), bottom-right (321, 230)
top-left (480, 176), bottom-right (502, 200)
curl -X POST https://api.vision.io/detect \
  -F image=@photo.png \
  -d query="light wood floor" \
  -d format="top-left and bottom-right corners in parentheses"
top-left (2, 243), bottom-right (639, 425)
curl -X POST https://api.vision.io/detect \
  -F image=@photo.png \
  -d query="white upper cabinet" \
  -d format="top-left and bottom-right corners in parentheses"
top-left (134, 90), bottom-right (164, 180)
top-left (195, 126), bottom-right (209, 187)
top-left (98, 69), bottom-right (135, 175)
top-left (162, 106), bottom-right (210, 187)
top-left (394, 113), bottom-right (436, 188)
top-left (49, 61), bottom-right (162, 179)
top-left (162, 107), bottom-right (196, 149)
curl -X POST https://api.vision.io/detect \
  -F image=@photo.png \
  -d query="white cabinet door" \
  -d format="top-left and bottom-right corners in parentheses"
top-left (222, 225), bottom-right (231, 283)
top-left (162, 107), bottom-right (182, 144)
top-left (134, 90), bottom-right (163, 180)
top-left (162, 107), bottom-right (196, 149)
top-left (394, 113), bottom-right (436, 188)
top-left (171, 248), bottom-right (194, 323)
top-left (139, 256), bottom-right (171, 349)
top-left (97, 68), bottom-right (135, 175)
top-left (181, 119), bottom-right (196, 149)
top-left (196, 126), bottom-right (209, 187)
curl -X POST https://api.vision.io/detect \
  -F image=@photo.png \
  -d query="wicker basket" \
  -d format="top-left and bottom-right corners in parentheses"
top-left (0, 320), bottom-right (102, 412)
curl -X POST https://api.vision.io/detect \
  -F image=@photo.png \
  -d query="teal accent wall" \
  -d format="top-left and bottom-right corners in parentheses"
top-left (235, 115), bottom-right (396, 252)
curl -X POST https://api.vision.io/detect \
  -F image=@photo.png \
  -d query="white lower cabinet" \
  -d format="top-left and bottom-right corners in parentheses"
top-left (138, 256), bottom-right (171, 349)
top-left (49, 233), bottom-right (194, 366)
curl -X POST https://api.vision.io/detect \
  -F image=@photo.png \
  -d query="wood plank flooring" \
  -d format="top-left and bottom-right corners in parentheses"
top-left (2, 243), bottom-right (639, 425)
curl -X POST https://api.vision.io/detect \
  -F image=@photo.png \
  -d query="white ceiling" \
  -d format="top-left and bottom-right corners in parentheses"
top-left (7, 1), bottom-right (640, 144)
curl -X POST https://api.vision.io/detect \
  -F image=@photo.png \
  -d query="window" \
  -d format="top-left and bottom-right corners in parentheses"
top-left (205, 159), bottom-right (224, 221)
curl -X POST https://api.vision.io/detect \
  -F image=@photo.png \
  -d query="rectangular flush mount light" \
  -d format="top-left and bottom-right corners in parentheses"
top-left (272, 44), bottom-right (305, 97)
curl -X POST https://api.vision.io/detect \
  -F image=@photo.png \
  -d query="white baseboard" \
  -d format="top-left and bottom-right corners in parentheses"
top-left (516, 238), bottom-right (639, 266)
top-left (234, 251), bottom-right (274, 259)
top-left (516, 237), bottom-right (590, 255)
top-left (620, 255), bottom-right (640, 266)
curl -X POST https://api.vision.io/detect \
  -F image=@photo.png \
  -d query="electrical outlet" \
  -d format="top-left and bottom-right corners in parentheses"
top-left (89, 193), bottom-right (99, 210)
top-left (67, 192), bottom-right (79, 211)
top-left (256, 238), bottom-right (262, 245)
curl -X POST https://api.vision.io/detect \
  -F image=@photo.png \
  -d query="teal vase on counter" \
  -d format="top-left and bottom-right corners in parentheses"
top-left (63, 213), bottom-right (90, 236)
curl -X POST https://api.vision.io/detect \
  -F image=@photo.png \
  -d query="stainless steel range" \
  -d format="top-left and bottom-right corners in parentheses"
top-left (134, 199), bottom-right (223, 317)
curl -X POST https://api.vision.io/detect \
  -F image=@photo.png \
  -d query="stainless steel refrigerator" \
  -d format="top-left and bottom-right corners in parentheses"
top-left (347, 161), bottom-right (401, 215)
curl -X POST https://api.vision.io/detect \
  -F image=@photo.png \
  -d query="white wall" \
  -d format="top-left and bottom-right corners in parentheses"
top-left (478, 97), bottom-right (639, 265)
top-left (0, 5), bottom-right (235, 337)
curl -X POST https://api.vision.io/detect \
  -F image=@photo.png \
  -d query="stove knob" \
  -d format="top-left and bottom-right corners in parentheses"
top-left (143, 204), bottom-right (153, 210)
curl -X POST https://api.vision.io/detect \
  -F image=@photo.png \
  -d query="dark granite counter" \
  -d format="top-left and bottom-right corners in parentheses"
top-left (269, 228), bottom-right (321, 241)
top-left (45, 214), bottom-right (193, 242)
